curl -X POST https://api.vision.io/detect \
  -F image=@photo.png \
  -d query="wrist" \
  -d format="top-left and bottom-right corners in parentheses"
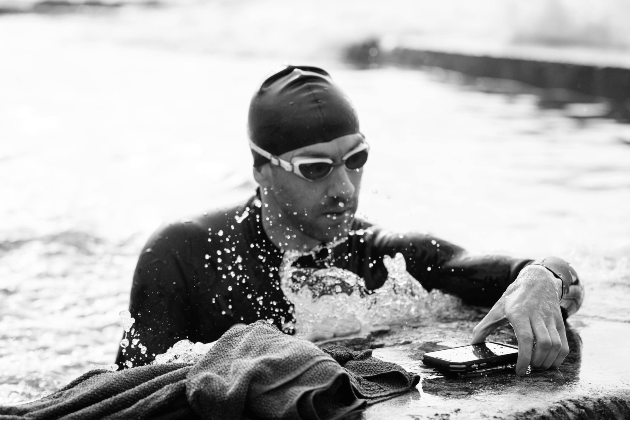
top-left (530, 257), bottom-right (574, 299)
top-left (545, 269), bottom-right (564, 300)
top-left (522, 265), bottom-right (563, 300)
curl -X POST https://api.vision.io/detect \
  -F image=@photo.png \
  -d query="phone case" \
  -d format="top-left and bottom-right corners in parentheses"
top-left (422, 341), bottom-right (518, 374)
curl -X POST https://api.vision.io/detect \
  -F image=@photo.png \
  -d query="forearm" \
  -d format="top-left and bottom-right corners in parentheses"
top-left (115, 273), bottom-right (192, 368)
top-left (435, 255), bottom-right (583, 318)
top-left (434, 254), bottom-right (532, 306)
top-left (115, 224), bottom-right (196, 368)
top-left (367, 229), bottom-right (531, 306)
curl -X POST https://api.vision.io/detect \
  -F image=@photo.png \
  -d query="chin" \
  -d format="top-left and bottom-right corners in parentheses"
top-left (317, 220), bottom-right (353, 243)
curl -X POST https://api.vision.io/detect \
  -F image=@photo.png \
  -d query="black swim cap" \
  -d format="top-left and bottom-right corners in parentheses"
top-left (248, 65), bottom-right (361, 167)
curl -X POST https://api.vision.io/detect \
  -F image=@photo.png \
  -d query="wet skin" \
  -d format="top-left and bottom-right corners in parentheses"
top-left (253, 137), bottom-right (569, 375)
top-left (471, 265), bottom-right (570, 375)
top-left (253, 136), bottom-right (363, 252)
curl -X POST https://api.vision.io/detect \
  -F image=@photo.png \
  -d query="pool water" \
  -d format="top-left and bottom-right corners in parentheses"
top-left (1, 5), bottom-right (629, 404)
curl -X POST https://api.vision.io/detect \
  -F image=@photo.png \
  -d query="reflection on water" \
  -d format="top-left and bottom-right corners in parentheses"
top-left (1, 4), bottom-right (630, 405)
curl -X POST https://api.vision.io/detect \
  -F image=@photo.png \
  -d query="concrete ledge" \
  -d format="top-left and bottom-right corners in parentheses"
top-left (346, 38), bottom-right (630, 121)
top-left (515, 392), bottom-right (630, 419)
top-left (332, 314), bottom-right (630, 419)
top-left (0, 0), bottom-right (159, 14)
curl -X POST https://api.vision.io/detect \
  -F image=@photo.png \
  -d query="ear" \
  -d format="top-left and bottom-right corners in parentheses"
top-left (253, 164), bottom-right (272, 188)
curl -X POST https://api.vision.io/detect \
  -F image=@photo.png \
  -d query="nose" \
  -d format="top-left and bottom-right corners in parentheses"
top-left (325, 165), bottom-right (356, 201)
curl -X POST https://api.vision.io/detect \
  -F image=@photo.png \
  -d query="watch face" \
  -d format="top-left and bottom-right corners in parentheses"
top-left (429, 343), bottom-right (518, 363)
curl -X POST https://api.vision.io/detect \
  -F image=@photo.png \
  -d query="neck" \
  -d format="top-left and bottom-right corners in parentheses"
top-left (259, 197), bottom-right (321, 253)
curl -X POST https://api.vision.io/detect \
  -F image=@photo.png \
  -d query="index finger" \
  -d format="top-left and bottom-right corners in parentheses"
top-left (511, 317), bottom-right (534, 376)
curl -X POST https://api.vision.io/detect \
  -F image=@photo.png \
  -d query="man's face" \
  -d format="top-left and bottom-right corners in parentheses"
top-left (257, 136), bottom-right (364, 245)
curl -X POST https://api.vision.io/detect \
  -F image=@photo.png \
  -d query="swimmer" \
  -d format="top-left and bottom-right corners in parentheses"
top-left (115, 66), bottom-right (584, 376)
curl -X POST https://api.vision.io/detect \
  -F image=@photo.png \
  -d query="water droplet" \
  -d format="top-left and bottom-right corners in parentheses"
top-left (120, 338), bottom-right (129, 348)
top-left (235, 210), bottom-right (249, 223)
top-left (119, 311), bottom-right (135, 332)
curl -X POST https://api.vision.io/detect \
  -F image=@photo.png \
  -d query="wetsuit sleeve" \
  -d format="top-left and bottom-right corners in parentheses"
top-left (369, 230), bottom-right (532, 307)
top-left (115, 222), bottom-right (197, 368)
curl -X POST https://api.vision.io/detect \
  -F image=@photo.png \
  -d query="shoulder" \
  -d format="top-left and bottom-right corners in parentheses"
top-left (143, 197), bottom-right (254, 258)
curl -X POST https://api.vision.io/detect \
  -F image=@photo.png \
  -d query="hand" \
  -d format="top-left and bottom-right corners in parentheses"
top-left (304, 314), bottom-right (362, 342)
top-left (471, 265), bottom-right (570, 375)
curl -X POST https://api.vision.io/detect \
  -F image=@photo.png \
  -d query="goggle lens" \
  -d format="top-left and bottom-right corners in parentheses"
top-left (298, 162), bottom-right (334, 180)
top-left (296, 148), bottom-right (369, 181)
top-left (344, 149), bottom-right (369, 170)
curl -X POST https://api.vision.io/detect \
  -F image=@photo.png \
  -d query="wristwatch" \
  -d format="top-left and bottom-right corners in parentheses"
top-left (530, 257), bottom-right (574, 299)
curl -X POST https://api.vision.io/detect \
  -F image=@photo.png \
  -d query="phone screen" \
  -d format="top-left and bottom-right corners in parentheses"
top-left (428, 342), bottom-right (518, 363)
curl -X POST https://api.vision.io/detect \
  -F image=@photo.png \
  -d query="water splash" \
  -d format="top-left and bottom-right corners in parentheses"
top-left (280, 251), bottom-right (458, 337)
top-left (152, 340), bottom-right (214, 365)
top-left (117, 310), bottom-right (147, 368)
top-left (119, 310), bottom-right (134, 333)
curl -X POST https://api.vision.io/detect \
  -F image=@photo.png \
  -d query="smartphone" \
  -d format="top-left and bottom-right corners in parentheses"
top-left (422, 341), bottom-right (518, 374)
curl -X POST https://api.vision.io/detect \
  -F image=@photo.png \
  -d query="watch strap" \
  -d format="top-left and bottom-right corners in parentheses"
top-left (530, 257), bottom-right (575, 299)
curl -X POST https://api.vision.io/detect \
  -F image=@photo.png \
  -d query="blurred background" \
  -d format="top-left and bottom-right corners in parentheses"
top-left (1, 0), bottom-right (629, 403)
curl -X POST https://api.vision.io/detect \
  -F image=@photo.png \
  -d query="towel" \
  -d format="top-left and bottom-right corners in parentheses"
top-left (0, 321), bottom-right (419, 420)
top-left (322, 345), bottom-right (420, 405)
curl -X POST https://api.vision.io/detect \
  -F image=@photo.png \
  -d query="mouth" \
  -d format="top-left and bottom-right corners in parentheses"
top-left (323, 209), bottom-right (354, 220)
top-left (322, 200), bottom-right (357, 221)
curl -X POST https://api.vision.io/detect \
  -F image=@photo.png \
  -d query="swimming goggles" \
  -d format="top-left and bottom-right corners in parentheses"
top-left (249, 134), bottom-right (369, 181)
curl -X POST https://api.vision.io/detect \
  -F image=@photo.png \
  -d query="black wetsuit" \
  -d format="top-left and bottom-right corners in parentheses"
top-left (115, 194), bottom-right (533, 368)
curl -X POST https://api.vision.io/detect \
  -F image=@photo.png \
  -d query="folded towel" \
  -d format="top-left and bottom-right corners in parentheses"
top-left (322, 345), bottom-right (420, 405)
top-left (0, 321), bottom-right (419, 420)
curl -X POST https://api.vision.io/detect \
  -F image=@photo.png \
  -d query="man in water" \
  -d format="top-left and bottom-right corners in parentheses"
top-left (116, 65), bottom-right (584, 376)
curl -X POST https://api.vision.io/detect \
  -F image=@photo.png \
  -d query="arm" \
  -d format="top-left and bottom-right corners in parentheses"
top-left (368, 230), bottom-right (532, 305)
top-left (115, 222), bottom-right (197, 368)
top-left (366, 228), bottom-right (584, 375)
top-left (368, 229), bottom-right (583, 315)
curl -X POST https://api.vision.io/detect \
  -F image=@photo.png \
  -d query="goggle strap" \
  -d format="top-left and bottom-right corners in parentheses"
top-left (249, 140), bottom-right (293, 171)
